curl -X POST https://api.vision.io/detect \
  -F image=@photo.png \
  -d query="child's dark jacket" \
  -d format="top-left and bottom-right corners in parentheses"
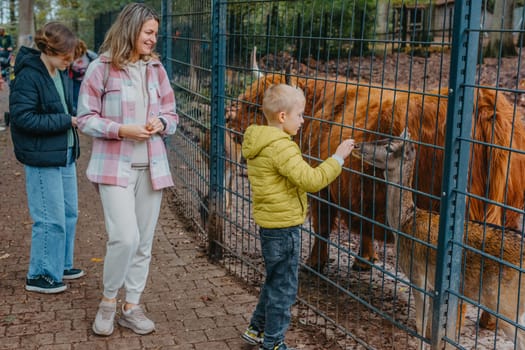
top-left (9, 46), bottom-right (78, 167)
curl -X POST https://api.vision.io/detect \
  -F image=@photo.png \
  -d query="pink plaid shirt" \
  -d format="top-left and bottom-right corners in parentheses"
top-left (77, 54), bottom-right (178, 190)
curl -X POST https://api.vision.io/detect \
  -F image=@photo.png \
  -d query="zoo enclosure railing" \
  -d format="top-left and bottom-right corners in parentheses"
top-left (97, 1), bottom-right (525, 349)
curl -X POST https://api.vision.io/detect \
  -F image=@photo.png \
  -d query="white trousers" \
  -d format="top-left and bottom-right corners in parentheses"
top-left (98, 168), bottom-right (162, 304)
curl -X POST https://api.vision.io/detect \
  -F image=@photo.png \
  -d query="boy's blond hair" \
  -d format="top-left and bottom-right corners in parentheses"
top-left (262, 84), bottom-right (306, 122)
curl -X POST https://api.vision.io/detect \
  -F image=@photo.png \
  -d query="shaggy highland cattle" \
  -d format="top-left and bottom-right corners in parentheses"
top-left (228, 72), bottom-right (525, 273)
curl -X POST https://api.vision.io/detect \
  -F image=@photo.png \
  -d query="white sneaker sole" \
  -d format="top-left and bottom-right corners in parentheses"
top-left (241, 333), bottom-right (263, 345)
top-left (25, 284), bottom-right (67, 294)
top-left (118, 317), bottom-right (155, 335)
top-left (63, 270), bottom-right (85, 280)
top-left (92, 322), bottom-right (114, 336)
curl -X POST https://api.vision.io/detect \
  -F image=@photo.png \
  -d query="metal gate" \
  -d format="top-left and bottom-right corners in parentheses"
top-left (158, 0), bottom-right (525, 348)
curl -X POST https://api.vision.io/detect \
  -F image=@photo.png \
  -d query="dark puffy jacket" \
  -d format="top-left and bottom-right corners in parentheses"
top-left (9, 46), bottom-right (79, 167)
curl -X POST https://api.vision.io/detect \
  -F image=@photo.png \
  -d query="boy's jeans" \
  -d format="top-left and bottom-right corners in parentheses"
top-left (25, 148), bottom-right (78, 283)
top-left (250, 225), bottom-right (300, 349)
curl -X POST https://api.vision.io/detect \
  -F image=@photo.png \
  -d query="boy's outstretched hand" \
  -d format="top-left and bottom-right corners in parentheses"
top-left (334, 139), bottom-right (355, 160)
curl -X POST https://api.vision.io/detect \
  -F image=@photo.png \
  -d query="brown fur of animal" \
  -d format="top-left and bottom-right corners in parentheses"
top-left (373, 88), bottom-right (525, 230)
top-left (229, 74), bottom-right (525, 274)
top-left (353, 132), bottom-right (525, 349)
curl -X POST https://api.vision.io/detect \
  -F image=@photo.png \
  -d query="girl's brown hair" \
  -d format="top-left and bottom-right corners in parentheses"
top-left (34, 22), bottom-right (77, 57)
top-left (99, 2), bottom-right (160, 69)
top-left (74, 39), bottom-right (88, 60)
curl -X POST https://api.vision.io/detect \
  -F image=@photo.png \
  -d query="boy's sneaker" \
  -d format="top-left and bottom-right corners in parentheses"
top-left (118, 304), bottom-right (155, 335)
top-left (63, 268), bottom-right (85, 280)
top-left (242, 325), bottom-right (264, 345)
top-left (25, 275), bottom-right (67, 294)
top-left (92, 300), bottom-right (116, 336)
top-left (260, 342), bottom-right (296, 350)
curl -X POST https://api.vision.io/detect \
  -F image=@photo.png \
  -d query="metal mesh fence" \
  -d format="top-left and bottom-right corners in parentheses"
top-left (105, 1), bottom-right (525, 349)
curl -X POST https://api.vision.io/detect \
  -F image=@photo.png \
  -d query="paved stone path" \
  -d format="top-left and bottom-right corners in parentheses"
top-left (0, 89), bottom-right (322, 349)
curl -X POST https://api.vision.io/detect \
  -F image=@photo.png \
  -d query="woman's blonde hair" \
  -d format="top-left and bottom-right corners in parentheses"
top-left (99, 2), bottom-right (159, 69)
top-left (34, 22), bottom-right (77, 57)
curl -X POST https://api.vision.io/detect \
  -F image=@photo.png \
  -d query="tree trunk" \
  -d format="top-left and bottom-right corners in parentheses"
top-left (350, 0), bottom-right (371, 56)
top-left (9, 0), bottom-right (15, 27)
top-left (17, 0), bottom-right (35, 49)
top-left (483, 0), bottom-right (516, 58)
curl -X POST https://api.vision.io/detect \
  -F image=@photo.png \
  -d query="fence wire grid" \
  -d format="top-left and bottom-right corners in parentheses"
top-left (113, 0), bottom-right (525, 349)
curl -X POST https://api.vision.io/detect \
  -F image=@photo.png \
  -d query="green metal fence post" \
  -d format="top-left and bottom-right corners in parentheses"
top-left (208, 0), bottom-right (227, 260)
top-left (161, 0), bottom-right (172, 77)
top-left (432, 1), bottom-right (481, 348)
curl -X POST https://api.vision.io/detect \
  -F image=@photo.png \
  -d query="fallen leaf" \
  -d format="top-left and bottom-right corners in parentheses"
top-left (200, 295), bottom-right (212, 302)
top-left (91, 257), bottom-right (103, 262)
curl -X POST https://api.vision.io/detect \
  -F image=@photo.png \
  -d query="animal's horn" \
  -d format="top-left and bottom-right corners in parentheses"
top-left (285, 60), bottom-right (292, 85)
top-left (400, 127), bottom-right (411, 140)
top-left (252, 46), bottom-right (264, 79)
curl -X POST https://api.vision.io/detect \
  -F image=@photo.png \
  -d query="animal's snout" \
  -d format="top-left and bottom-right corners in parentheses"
top-left (351, 146), bottom-right (363, 159)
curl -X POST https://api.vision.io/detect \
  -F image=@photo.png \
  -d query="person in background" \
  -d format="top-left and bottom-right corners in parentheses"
top-left (240, 84), bottom-right (355, 350)
top-left (77, 2), bottom-right (178, 336)
top-left (70, 39), bottom-right (97, 109)
top-left (0, 26), bottom-right (13, 56)
top-left (0, 27), bottom-right (13, 82)
top-left (0, 75), bottom-right (6, 131)
top-left (9, 22), bottom-right (84, 294)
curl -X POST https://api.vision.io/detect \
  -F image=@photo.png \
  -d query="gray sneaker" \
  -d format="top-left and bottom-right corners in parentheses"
top-left (92, 300), bottom-right (116, 336)
top-left (118, 304), bottom-right (155, 335)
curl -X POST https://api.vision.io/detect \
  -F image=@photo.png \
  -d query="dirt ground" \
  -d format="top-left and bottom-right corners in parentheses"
top-left (262, 48), bottom-right (525, 109)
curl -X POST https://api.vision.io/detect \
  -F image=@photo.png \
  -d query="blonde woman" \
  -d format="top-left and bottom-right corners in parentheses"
top-left (77, 3), bottom-right (178, 336)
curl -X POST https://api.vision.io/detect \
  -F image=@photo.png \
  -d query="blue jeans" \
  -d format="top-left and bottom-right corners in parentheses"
top-left (25, 148), bottom-right (78, 282)
top-left (250, 226), bottom-right (300, 349)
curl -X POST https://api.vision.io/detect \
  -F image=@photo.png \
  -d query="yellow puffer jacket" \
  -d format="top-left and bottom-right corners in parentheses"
top-left (242, 125), bottom-right (342, 228)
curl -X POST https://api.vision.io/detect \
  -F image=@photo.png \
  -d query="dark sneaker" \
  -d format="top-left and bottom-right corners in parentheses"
top-left (260, 342), bottom-right (296, 350)
top-left (25, 275), bottom-right (67, 294)
top-left (63, 268), bottom-right (85, 280)
top-left (118, 305), bottom-right (155, 335)
top-left (242, 325), bottom-right (264, 345)
top-left (92, 300), bottom-right (117, 336)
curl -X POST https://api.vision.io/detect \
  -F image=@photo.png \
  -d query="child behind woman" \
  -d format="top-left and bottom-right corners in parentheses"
top-left (9, 22), bottom-right (83, 294)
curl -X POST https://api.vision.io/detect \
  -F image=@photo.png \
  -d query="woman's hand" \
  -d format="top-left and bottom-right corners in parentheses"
top-left (118, 124), bottom-right (155, 141)
top-left (118, 117), bottom-right (166, 140)
top-left (145, 117), bottom-right (165, 134)
top-left (71, 116), bottom-right (78, 128)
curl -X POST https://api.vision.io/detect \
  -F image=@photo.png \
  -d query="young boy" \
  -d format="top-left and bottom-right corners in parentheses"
top-left (241, 84), bottom-right (355, 350)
